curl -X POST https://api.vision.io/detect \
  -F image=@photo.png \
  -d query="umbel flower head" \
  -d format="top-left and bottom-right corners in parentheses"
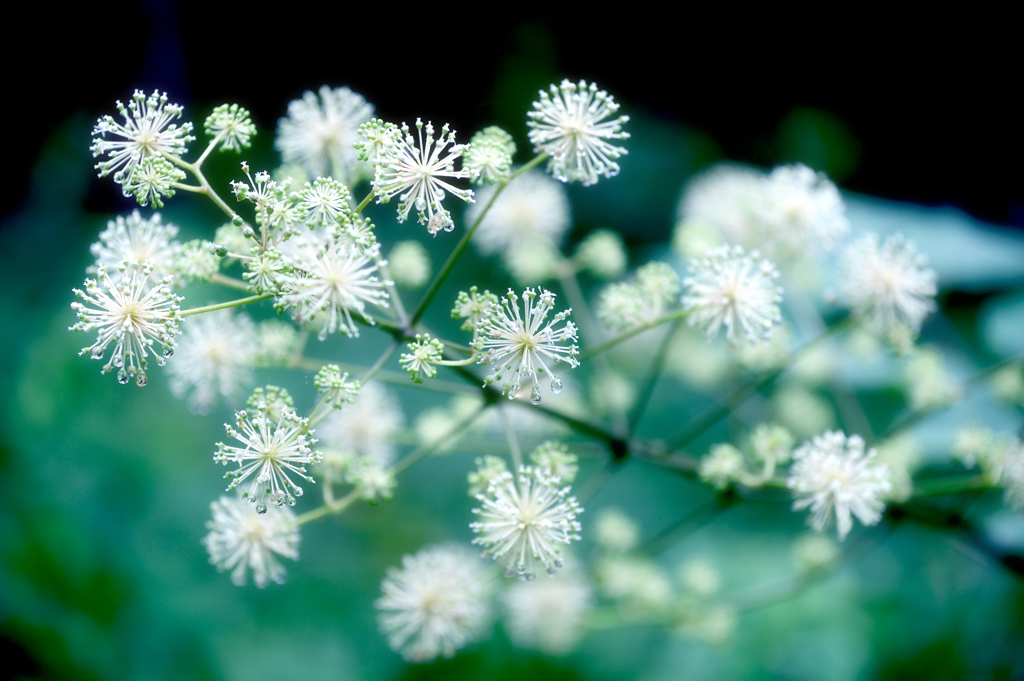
top-left (70, 260), bottom-right (182, 387)
top-left (465, 126), bottom-right (516, 185)
top-left (376, 544), bottom-right (493, 663)
top-left (682, 245), bottom-right (784, 345)
top-left (205, 103), bottom-right (257, 153)
top-left (471, 465), bottom-right (583, 580)
top-left (215, 405), bottom-right (322, 513)
top-left (466, 169), bottom-right (571, 258)
top-left (787, 430), bottom-right (891, 541)
top-left (372, 119), bottom-right (474, 235)
top-left (275, 85), bottom-right (374, 182)
top-left (279, 239), bottom-right (390, 340)
top-left (91, 90), bottom-right (195, 189)
top-left (202, 495), bottom-right (299, 588)
top-left (477, 288), bottom-right (580, 404)
top-left (527, 79), bottom-right (630, 186)
top-left (840, 232), bottom-right (937, 340)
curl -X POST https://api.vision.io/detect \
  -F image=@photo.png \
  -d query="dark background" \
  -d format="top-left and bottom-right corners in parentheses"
top-left (3, 6), bottom-right (1021, 229)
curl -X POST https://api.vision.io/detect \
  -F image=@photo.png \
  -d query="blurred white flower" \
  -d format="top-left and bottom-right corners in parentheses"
top-left (503, 564), bottom-right (594, 655)
top-left (788, 430), bottom-right (891, 541)
top-left (168, 310), bottom-right (257, 413)
top-left (467, 169), bottom-right (571, 257)
top-left (676, 164), bottom-right (763, 246)
top-left (317, 382), bottom-right (403, 468)
top-left (376, 544), bottom-right (493, 663)
top-left (203, 495), bottom-right (299, 588)
top-left (275, 85), bottom-right (373, 182)
top-left (840, 232), bottom-right (937, 339)
top-left (89, 210), bottom-right (180, 284)
top-left (758, 164), bottom-right (848, 255)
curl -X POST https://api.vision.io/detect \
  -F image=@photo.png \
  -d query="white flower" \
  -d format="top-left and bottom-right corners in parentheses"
top-left (279, 239), bottom-right (390, 339)
top-left (477, 288), bottom-right (580, 404)
top-left (91, 90), bottom-right (195, 188)
top-left (593, 508), bottom-right (640, 553)
top-left (683, 245), bottom-right (783, 344)
top-left (376, 544), bottom-right (493, 663)
top-left (167, 310), bottom-right (257, 413)
top-left (275, 86), bottom-right (373, 182)
top-left (596, 282), bottom-right (644, 332)
top-left (676, 164), bottom-right (764, 246)
top-left (89, 210), bottom-right (180, 283)
top-left (503, 565), bottom-right (594, 655)
top-left (173, 239), bottom-right (220, 284)
top-left (840, 232), bottom-right (937, 339)
top-left (69, 261), bottom-right (182, 386)
top-left (401, 334), bottom-right (444, 384)
top-left (787, 431), bottom-right (891, 541)
top-left (757, 164), bottom-right (848, 255)
top-left (202, 495), bottom-right (299, 588)
top-left (372, 119), bottom-right (473, 235)
top-left (471, 465), bottom-right (583, 580)
top-left (527, 79), bottom-right (629, 186)
top-left (467, 169), bottom-right (571, 257)
top-left (215, 405), bottom-right (322, 513)
top-left (297, 176), bottom-right (353, 229)
top-left (316, 382), bottom-right (403, 469)
top-left (122, 156), bottom-right (185, 208)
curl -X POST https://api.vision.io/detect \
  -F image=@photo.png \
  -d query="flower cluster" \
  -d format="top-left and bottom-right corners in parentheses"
top-left (471, 465), bottom-right (583, 579)
top-left (527, 80), bottom-right (629, 186)
top-left (401, 334), bottom-right (445, 384)
top-left (477, 288), bottom-right (580, 404)
top-left (91, 90), bottom-right (195, 190)
top-left (215, 405), bottom-right (322, 513)
top-left (465, 126), bottom-right (516, 185)
top-left (682, 245), bottom-right (784, 345)
top-left (205, 103), bottom-right (257, 153)
top-left (70, 261), bottom-right (182, 386)
top-left (372, 119), bottom-right (474, 235)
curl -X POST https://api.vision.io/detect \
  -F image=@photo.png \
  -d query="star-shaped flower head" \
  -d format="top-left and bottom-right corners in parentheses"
top-left (471, 465), bottom-right (583, 580)
top-left (372, 119), bottom-right (474, 235)
top-left (477, 288), bottom-right (580, 404)
top-left (69, 260), bottom-right (182, 387)
top-left (527, 79), bottom-right (630, 186)
top-left (682, 245), bottom-right (784, 345)
top-left (89, 210), bottom-right (181, 284)
top-left (203, 495), bottom-right (300, 588)
top-left (787, 430), bottom-right (891, 541)
top-left (278, 238), bottom-right (390, 340)
top-left (275, 86), bottom-right (374, 183)
top-left (214, 404), bottom-right (322, 513)
top-left (91, 90), bottom-right (195, 189)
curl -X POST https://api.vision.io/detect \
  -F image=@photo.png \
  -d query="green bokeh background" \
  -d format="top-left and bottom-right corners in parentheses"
top-left (2, 89), bottom-right (1024, 681)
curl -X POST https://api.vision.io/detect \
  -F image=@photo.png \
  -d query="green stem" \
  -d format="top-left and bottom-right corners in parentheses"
top-left (353, 190), bottom-right (374, 215)
top-left (628, 319), bottom-right (682, 435)
top-left (294, 489), bottom-right (361, 525)
top-left (360, 339), bottom-right (400, 383)
top-left (211, 273), bottom-right (250, 292)
top-left (409, 153), bottom-right (549, 326)
top-left (579, 309), bottom-right (690, 361)
top-left (390, 403), bottom-right (490, 476)
top-left (163, 153), bottom-right (236, 219)
top-left (289, 358), bottom-right (475, 394)
top-left (180, 293), bottom-right (273, 317)
top-left (499, 405), bottom-right (524, 470)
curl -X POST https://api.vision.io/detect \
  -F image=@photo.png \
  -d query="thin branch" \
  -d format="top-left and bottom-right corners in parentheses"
top-left (180, 293), bottom-right (273, 317)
